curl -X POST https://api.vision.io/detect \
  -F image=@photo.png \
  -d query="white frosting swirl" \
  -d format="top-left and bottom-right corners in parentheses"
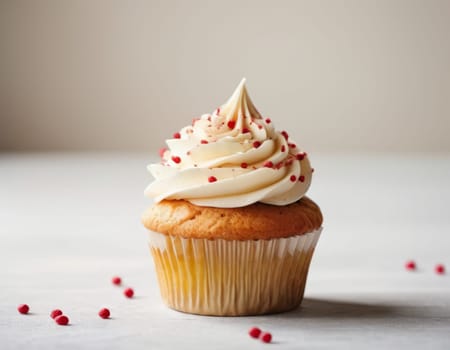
top-left (145, 78), bottom-right (313, 208)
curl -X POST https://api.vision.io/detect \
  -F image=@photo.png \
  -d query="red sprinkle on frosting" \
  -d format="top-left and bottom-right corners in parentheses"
top-left (159, 147), bottom-right (167, 158)
top-left (216, 107), bottom-right (220, 115)
top-left (173, 132), bottom-right (181, 139)
top-left (171, 156), bottom-right (181, 164)
top-left (227, 120), bottom-right (236, 129)
top-left (265, 118), bottom-right (271, 123)
top-left (281, 131), bottom-right (289, 140)
top-left (296, 153), bottom-right (305, 160)
top-left (263, 161), bottom-right (273, 168)
top-left (242, 127), bottom-right (250, 133)
top-left (290, 175), bottom-right (297, 182)
top-left (281, 145), bottom-right (286, 152)
top-left (299, 175), bottom-right (305, 182)
top-left (208, 176), bottom-right (217, 183)
top-left (240, 162), bottom-right (248, 169)
top-left (253, 141), bottom-right (262, 148)
top-left (289, 143), bottom-right (296, 148)
top-left (200, 139), bottom-right (208, 144)
top-left (311, 168), bottom-right (315, 173)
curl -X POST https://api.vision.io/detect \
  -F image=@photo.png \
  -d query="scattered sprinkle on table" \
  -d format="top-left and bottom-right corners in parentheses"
top-left (50, 309), bottom-right (63, 319)
top-left (17, 304), bottom-right (29, 314)
top-left (248, 327), bottom-right (261, 338)
top-left (55, 315), bottom-right (69, 326)
top-left (124, 288), bottom-right (134, 298)
top-left (112, 276), bottom-right (122, 285)
top-left (98, 308), bottom-right (110, 319)
top-left (261, 332), bottom-right (272, 343)
top-left (405, 260), bottom-right (416, 271)
top-left (435, 264), bottom-right (445, 274)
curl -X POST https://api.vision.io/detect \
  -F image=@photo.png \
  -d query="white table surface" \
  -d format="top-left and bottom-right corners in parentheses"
top-left (1, 152), bottom-right (450, 349)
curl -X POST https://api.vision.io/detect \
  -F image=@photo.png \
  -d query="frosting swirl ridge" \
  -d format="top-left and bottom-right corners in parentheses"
top-left (145, 78), bottom-right (313, 208)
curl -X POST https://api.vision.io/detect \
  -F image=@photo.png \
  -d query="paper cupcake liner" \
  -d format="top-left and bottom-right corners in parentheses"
top-left (148, 228), bottom-right (322, 316)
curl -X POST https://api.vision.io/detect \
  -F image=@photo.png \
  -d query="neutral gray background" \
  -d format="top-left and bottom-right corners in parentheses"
top-left (1, 0), bottom-right (450, 153)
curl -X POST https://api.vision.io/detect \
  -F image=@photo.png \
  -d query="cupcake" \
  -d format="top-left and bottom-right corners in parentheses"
top-left (142, 79), bottom-right (323, 316)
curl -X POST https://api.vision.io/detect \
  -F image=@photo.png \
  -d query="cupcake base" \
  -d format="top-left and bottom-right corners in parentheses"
top-left (148, 229), bottom-right (322, 316)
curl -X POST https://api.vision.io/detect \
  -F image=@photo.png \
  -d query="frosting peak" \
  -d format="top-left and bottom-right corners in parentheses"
top-left (145, 79), bottom-right (313, 208)
top-left (220, 78), bottom-right (262, 124)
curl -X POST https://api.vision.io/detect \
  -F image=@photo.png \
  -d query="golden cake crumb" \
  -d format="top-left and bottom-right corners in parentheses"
top-left (142, 197), bottom-right (322, 240)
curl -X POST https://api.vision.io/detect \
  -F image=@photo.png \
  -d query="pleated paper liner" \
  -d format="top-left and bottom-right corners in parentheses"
top-left (148, 228), bottom-right (322, 316)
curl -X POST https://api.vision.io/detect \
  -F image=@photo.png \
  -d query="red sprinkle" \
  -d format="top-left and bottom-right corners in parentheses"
top-left (264, 161), bottom-right (273, 168)
top-left (281, 131), bottom-right (289, 140)
top-left (124, 288), bottom-right (134, 298)
top-left (265, 118), bottom-right (271, 124)
top-left (17, 304), bottom-right (29, 314)
top-left (208, 176), bottom-right (217, 183)
top-left (289, 143), bottom-right (296, 148)
top-left (257, 124), bottom-right (263, 129)
top-left (281, 145), bottom-right (286, 152)
top-left (55, 315), bottom-right (69, 326)
top-left (290, 175), bottom-right (297, 182)
top-left (171, 156), bottom-right (181, 164)
top-left (112, 276), bottom-right (122, 285)
top-left (242, 127), bottom-right (250, 134)
top-left (241, 162), bottom-right (248, 169)
top-left (227, 120), bottom-right (236, 129)
top-left (248, 327), bottom-right (261, 339)
top-left (261, 332), bottom-right (272, 343)
top-left (50, 309), bottom-right (63, 319)
top-left (200, 139), bottom-right (208, 144)
top-left (299, 175), bottom-right (305, 182)
top-left (98, 308), bottom-right (110, 319)
top-left (216, 107), bottom-right (221, 115)
top-left (159, 147), bottom-right (167, 158)
top-left (311, 168), bottom-right (315, 173)
top-left (435, 264), bottom-right (445, 274)
top-left (253, 141), bottom-right (262, 149)
top-left (173, 132), bottom-right (181, 139)
top-left (405, 260), bottom-right (416, 271)
top-left (296, 153), bottom-right (305, 160)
